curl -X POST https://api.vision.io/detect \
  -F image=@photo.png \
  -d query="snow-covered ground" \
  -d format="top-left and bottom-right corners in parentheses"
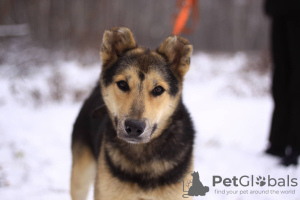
top-left (0, 52), bottom-right (299, 200)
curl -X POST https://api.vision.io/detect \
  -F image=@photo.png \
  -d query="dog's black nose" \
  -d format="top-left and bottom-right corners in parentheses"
top-left (124, 119), bottom-right (145, 136)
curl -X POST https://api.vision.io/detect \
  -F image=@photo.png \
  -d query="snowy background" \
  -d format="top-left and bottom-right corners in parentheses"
top-left (0, 52), bottom-right (299, 200)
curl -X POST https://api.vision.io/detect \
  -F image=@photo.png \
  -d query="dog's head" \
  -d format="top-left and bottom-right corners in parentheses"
top-left (99, 27), bottom-right (192, 144)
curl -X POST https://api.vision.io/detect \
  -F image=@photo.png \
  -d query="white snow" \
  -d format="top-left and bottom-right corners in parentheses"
top-left (0, 52), bottom-right (299, 200)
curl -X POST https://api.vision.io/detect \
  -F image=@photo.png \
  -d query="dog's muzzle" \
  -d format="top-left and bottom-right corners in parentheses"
top-left (116, 117), bottom-right (153, 144)
top-left (124, 119), bottom-right (146, 137)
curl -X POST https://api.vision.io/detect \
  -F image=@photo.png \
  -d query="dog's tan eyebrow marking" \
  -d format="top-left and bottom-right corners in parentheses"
top-left (126, 75), bottom-right (131, 82)
top-left (153, 79), bottom-right (158, 87)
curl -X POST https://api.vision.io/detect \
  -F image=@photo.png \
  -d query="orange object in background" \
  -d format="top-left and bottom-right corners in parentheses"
top-left (172, 0), bottom-right (199, 35)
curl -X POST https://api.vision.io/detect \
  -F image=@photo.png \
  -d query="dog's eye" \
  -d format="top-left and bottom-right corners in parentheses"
top-left (116, 80), bottom-right (130, 92)
top-left (151, 86), bottom-right (165, 97)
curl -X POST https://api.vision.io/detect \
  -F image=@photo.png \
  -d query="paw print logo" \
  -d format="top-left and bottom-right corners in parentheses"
top-left (256, 176), bottom-right (266, 186)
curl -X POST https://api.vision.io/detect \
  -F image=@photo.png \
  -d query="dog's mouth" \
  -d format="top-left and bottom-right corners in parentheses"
top-left (118, 135), bottom-right (147, 144)
top-left (115, 117), bottom-right (157, 144)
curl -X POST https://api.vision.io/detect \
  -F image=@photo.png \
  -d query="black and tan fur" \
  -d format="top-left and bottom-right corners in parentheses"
top-left (71, 27), bottom-right (195, 200)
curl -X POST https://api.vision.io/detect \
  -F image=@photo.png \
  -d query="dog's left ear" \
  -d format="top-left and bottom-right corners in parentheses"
top-left (100, 27), bottom-right (137, 68)
top-left (157, 36), bottom-right (193, 79)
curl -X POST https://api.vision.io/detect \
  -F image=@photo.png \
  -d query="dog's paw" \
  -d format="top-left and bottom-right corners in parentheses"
top-left (256, 176), bottom-right (266, 187)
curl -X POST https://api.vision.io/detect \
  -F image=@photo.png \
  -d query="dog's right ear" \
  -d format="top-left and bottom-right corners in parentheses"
top-left (157, 35), bottom-right (192, 80)
top-left (100, 27), bottom-right (137, 67)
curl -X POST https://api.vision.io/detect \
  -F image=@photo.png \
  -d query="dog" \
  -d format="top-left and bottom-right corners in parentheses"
top-left (70, 27), bottom-right (195, 200)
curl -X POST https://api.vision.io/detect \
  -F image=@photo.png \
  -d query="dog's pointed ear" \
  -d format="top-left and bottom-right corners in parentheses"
top-left (157, 36), bottom-right (192, 79)
top-left (100, 27), bottom-right (137, 67)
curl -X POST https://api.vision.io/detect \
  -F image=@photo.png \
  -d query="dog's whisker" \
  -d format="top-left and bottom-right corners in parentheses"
top-left (168, 104), bottom-right (175, 109)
